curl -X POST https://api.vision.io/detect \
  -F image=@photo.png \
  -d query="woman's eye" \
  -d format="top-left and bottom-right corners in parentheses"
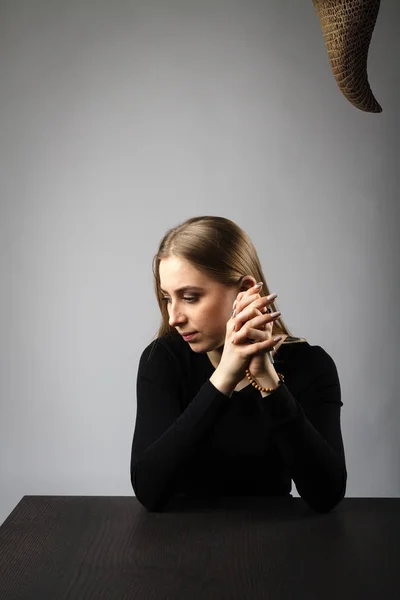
top-left (161, 295), bottom-right (199, 304)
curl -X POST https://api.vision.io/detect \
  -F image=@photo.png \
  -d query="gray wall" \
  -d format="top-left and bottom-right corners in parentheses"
top-left (1, 0), bottom-right (399, 525)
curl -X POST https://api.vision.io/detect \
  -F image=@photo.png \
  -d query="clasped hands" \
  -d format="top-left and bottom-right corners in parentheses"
top-left (216, 281), bottom-right (283, 393)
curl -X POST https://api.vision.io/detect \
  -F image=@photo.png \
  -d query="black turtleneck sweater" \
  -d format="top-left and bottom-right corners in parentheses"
top-left (130, 335), bottom-right (346, 513)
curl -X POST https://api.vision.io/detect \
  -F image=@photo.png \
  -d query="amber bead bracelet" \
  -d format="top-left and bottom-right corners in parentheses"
top-left (245, 369), bottom-right (284, 393)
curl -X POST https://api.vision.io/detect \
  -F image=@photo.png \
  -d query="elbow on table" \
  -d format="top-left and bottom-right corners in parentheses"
top-left (130, 467), bottom-right (169, 512)
top-left (134, 493), bottom-right (166, 513)
top-left (305, 470), bottom-right (347, 514)
top-left (308, 493), bottom-right (344, 514)
top-left (134, 489), bottom-right (168, 512)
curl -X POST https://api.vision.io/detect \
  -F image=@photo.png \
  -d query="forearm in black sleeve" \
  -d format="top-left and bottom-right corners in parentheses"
top-left (131, 345), bottom-right (230, 511)
top-left (258, 350), bottom-right (347, 513)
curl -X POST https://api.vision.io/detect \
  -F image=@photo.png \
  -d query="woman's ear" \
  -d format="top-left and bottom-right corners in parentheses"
top-left (239, 275), bottom-right (257, 292)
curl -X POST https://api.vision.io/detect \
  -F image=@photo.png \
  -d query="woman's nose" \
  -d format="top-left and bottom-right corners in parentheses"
top-left (168, 305), bottom-right (187, 327)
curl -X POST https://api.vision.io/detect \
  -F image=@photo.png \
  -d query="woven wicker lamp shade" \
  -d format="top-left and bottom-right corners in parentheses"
top-left (313, 0), bottom-right (382, 113)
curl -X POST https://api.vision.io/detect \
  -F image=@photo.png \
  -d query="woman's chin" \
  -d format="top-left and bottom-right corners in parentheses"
top-left (185, 333), bottom-right (225, 354)
top-left (187, 339), bottom-right (205, 352)
top-left (187, 338), bottom-right (212, 353)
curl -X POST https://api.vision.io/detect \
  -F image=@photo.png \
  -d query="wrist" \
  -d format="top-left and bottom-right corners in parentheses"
top-left (256, 373), bottom-right (280, 389)
top-left (245, 369), bottom-right (282, 397)
top-left (249, 356), bottom-right (277, 379)
top-left (210, 367), bottom-right (238, 397)
top-left (258, 375), bottom-right (280, 397)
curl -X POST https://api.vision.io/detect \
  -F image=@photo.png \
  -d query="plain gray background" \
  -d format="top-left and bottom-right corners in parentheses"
top-left (1, 0), bottom-right (399, 525)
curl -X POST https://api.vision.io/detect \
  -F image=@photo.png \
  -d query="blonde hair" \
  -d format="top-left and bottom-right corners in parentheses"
top-left (153, 216), bottom-right (304, 342)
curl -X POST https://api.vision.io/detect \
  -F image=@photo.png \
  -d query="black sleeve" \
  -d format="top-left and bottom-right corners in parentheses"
top-left (258, 346), bottom-right (347, 513)
top-left (130, 341), bottom-right (230, 511)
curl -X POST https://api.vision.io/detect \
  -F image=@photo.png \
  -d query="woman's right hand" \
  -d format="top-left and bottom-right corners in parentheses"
top-left (210, 283), bottom-right (282, 395)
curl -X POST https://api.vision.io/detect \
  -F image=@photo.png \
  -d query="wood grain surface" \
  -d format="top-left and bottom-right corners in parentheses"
top-left (0, 496), bottom-right (399, 600)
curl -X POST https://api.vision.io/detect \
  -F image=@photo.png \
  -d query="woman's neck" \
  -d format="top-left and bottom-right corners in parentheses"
top-left (206, 347), bottom-right (223, 370)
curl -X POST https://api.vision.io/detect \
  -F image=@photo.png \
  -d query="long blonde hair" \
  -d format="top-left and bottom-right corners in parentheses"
top-left (153, 216), bottom-right (302, 342)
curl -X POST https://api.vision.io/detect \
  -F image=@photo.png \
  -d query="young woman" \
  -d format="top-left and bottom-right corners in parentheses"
top-left (130, 216), bottom-right (347, 512)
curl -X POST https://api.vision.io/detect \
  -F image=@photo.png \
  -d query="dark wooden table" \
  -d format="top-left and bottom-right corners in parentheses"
top-left (0, 496), bottom-right (398, 599)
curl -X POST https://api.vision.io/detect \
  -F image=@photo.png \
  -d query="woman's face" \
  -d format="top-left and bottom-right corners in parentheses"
top-left (159, 255), bottom-right (238, 352)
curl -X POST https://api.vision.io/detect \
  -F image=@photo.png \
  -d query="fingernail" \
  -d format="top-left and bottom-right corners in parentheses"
top-left (231, 309), bottom-right (236, 318)
top-left (255, 282), bottom-right (263, 289)
top-left (267, 293), bottom-right (277, 300)
top-left (232, 299), bottom-right (237, 309)
top-left (271, 311), bottom-right (281, 318)
top-left (274, 336), bottom-right (283, 342)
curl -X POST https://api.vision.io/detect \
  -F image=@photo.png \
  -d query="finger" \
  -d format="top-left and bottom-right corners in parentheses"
top-left (233, 305), bottom-right (263, 331)
top-left (235, 283), bottom-right (263, 312)
top-left (239, 313), bottom-right (280, 342)
top-left (237, 290), bottom-right (278, 317)
top-left (234, 334), bottom-right (283, 354)
top-left (245, 311), bottom-right (281, 331)
top-left (233, 289), bottom-right (248, 307)
top-left (255, 294), bottom-right (278, 311)
top-left (262, 303), bottom-right (276, 315)
top-left (234, 303), bottom-right (281, 332)
top-left (232, 310), bottom-right (282, 347)
top-left (241, 326), bottom-right (267, 344)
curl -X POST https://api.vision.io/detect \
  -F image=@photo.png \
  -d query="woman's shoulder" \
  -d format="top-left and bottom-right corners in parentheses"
top-left (279, 336), bottom-right (338, 373)
top-left (277, 335), bottom-right (309, 357)
top-left (139, 333), bottom-right (190, 368)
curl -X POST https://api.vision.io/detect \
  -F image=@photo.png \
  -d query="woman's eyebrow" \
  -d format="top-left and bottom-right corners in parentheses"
top-left (160, 286), bottom-right (204, 294)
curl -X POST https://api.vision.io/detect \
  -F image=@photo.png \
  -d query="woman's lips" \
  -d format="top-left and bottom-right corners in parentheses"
top-left (181, 332), bottom-right (198, 342)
